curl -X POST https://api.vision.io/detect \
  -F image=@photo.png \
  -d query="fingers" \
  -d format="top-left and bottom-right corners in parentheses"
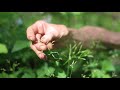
top-left (30, 44), bottom-right (47, 60)
top-left (31, 41), bottom-right (53, 60)
top-left (34, 42), bottom-right (54, 52)
top-left (34, 21), bottom-right (45, 35)
top-left (34, 42), bottom-right (47, 51)
top-left (26, 20), bottom-right (45, 41)
top-left (34, 42), bottom-right (54, 51)
top-left (41, 34), bottom-right (53, 44)
top-left (36, 33), bottom-right (41, 43)
top-left (26, 26), bottom-right (37, 41)
top-left (47, 42), bottom-right (53, 50)
top-left (27, 20), bottom-right (58, 60)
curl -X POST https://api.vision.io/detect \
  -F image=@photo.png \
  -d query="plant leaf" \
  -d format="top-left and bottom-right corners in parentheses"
top-left (12, 40), bottom-right (30, 53)
top-left (101, 60), bottom-right (115, 72)
top-left (57, 70), bottom-right (66, 78)
top-left (0, 43), bottom-right (8, 54)
top-left (46, 67), bottom-right (55, 76)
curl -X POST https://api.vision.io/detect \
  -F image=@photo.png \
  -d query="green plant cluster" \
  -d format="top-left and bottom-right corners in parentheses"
top-left (0, 12), bottom-right (120, 78)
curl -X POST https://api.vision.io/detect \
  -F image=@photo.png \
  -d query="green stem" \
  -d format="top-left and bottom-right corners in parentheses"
top-left (66, 44), bottom-right (72, 77)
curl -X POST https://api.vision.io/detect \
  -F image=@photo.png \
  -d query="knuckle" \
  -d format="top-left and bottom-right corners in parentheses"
top-left (26, 26), bottom-right (32, 33)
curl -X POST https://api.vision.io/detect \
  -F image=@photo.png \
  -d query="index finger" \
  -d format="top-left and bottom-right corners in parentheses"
top-left (30, 44), bottom-right (47, 60)
top-left (26, 21), bottom-right (45, 41)
top-left (26, 26), bottom-right (37, 41)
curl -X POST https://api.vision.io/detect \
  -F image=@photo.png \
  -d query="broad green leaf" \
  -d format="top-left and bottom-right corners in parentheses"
top-left (102, 74), bottom-right (111, 78)
top-left (9, 74), bottom-right (17, 78)
top-left (101, 60), bottom-right (115, 72)
top-left (91, 69), bottom-right (111, 78)
top-left (36, 63), bottom-right (48, 78)
top-left (12, 40), bottom-right (30, 53)
top-left (57, 71), bottom-right (66, 78)
top-left (46, 67), bottom-right (55, 76)
top-left (0, 72), bottom-right (9, 78)
top-left (0, 43), bottom-right (8, 54)
top-left (36, 63), bottom-right (55, 78)
top-left (36, 69), bottom-right (46, 78)
top-left (22, 73), bottom-right (35, 78)
top-left (20, 68), bottom-right (36, 78)
top-left (91, 69), bottom-right (106, 78)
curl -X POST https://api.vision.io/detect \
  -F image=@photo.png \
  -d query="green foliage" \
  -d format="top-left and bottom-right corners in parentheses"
top-left (0, 12), bottom-right (120, 78)
top-left (12, 40), bottom-right (30, 53)
top-left (101, 60), bottom-right (115, 72)
top-left (91, 69), bottom-right (111, 78)
top-left (36, 63), bottom-right (55, 78)
top-left (0, 43), bottom-right (8, 54)
top-left (57, 70), bottom-right (66, 78)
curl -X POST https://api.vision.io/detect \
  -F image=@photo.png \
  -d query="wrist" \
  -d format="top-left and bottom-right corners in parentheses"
top-left (58, 25), bottom-right (69, 37)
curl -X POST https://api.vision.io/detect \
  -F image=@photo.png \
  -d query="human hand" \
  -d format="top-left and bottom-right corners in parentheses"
top-left (26, 20), bottom-right (68, 60)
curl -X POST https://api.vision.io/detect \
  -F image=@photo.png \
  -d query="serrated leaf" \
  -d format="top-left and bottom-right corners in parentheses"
top-left (0, 43), bottom-right (8, 54)
top-left (12, 40), bottom-right (30, 53)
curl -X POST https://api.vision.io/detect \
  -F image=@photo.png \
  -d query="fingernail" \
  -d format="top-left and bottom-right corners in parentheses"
top-left (40, 46), bottom-right (47, 51)
top-left (41, 38), bottom-right (47, 43)
top-left (39, 53), bottom-right (46, 60)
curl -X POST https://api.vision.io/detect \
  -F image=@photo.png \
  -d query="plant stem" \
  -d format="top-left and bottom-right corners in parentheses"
top-left (67, 44), bottom-right (72, 77)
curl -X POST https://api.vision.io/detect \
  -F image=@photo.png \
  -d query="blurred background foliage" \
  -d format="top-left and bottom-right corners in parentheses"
top-left (0, 12), bottom-right (120, 78)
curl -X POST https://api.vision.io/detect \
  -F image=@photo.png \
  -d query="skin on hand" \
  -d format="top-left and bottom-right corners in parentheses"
top-left (26, 20), bottom-right (69, 59)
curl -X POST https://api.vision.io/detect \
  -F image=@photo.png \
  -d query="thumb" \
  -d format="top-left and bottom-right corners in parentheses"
top-left (41, 33), bottom-right (54, 44)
